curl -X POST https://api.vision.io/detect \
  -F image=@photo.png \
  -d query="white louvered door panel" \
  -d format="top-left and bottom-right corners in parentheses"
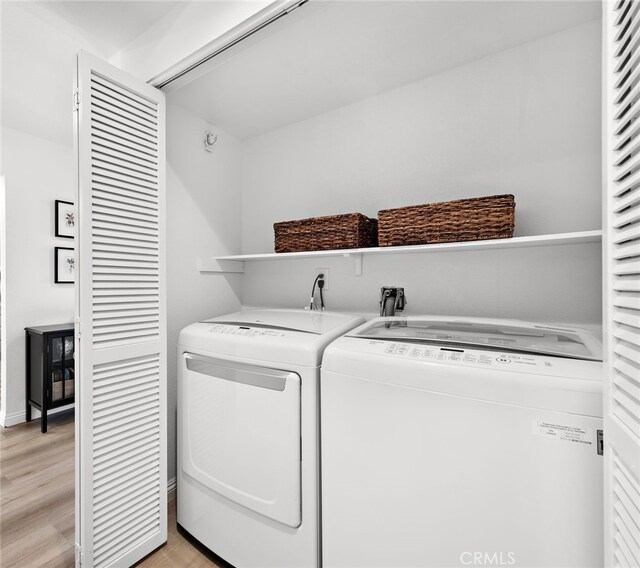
top-left (605, 3), bottom-right (640, 567)
top-left (74, 51), bottom-right (166, 568)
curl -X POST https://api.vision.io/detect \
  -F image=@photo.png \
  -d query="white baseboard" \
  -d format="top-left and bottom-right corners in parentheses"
top-left (0, 404), bottom-right (75, 428)
top-left (1, 409), bottom-right (28, 427)
top-left (0, 410), bottom-right (14, 427)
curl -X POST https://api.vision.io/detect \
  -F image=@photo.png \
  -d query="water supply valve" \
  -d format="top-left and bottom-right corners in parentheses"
top-left (380, 287), bottom-right (406, 317)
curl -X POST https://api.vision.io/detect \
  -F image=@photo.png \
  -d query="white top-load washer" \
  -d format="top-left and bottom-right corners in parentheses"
top-left (321, 316), bottom-right (603, 568)
top-left (177, 308), bottom-right (365, 568)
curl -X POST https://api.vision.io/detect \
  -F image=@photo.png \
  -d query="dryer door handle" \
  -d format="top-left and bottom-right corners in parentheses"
top-left (183, 352), bottom-right (293, 391)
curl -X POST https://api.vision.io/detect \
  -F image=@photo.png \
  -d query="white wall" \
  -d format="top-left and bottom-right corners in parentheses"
top-left (1, 175), bottom-right (6, 415)
top-left (1, 2), bottom-right (105, 146)
top-left (0, 126), bottom-right (76, 425)
top-left (240, 21), bottom-right (602, 325)
top-left (165, 103), bottom-right (243, 481)
top-left (241, 243), bottom-right (602, 324)
top-left (0, 2), bottom-right (109, 425)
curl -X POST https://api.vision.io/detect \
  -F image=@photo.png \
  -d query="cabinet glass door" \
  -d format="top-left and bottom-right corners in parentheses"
top-left (50, 337), bottom-right (64, 403)
top-left (49, 334), bottom-right (74, 404)
top-left (64, 336), bottom-right (74, 400)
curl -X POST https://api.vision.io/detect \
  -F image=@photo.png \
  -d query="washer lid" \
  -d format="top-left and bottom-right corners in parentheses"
top-left (202, 309), bottom-right (361, 336)
top-left (350, 316), bottom-right (602, 361)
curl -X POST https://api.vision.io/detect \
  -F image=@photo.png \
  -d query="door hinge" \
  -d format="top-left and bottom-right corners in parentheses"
top-left (597, 429), bottom-right (604, 456)
top-left (75, 544), bottom-right (83, 567)
top-left (73, 89), bottom-right (80, 112)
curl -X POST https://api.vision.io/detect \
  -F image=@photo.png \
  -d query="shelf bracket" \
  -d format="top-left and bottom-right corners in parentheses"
top-left (198, 258), bottom-right (245, 274)
top-left (354, 253), bottom-right (363, 276)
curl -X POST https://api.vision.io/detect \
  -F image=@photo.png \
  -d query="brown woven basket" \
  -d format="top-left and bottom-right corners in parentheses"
top-left (378, 194), bottom-right (515, 247)
top-left (274, 213), bottom-right (378, 253)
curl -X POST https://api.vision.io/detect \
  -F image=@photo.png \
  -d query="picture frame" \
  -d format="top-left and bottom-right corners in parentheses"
top-left (54, 247), bottom-right (75, 284)
top-left (55, 200), bottom-right (75, 238)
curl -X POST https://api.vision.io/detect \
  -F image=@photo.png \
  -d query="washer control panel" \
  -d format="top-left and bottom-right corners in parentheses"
top-left (378, 341), bottom-right (545, 368)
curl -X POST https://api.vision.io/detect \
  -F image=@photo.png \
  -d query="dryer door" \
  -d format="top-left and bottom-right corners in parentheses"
top-left (181, 353), bottom-right (301, 528)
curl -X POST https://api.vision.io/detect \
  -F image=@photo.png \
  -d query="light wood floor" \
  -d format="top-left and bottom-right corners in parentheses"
top-left (0, 411), bottom-right (225, 568)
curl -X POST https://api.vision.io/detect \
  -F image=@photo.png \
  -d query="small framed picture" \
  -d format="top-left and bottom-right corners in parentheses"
top-left (54, 247), bottom-right (75, 284)
top-left (55, 200), bottom-right (75, 238)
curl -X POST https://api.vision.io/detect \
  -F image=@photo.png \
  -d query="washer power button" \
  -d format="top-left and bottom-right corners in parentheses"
top-left (496, 357), bottom-right (511, 364)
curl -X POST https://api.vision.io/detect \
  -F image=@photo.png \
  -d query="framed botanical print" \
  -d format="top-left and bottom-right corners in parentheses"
top-left (55, 200), bottom-right (75, 238)
top-left (54, 247), bottom-right (75, 283)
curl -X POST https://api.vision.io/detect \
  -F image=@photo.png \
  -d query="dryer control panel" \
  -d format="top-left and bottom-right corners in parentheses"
top-left (206, 323), bottom-right (287, 338)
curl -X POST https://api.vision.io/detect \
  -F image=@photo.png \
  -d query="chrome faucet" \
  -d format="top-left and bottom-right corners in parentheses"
top-left (380, 287), bottom-right (406, 317)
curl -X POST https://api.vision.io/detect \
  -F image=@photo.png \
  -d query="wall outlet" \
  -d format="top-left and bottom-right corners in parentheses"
top-left (315, 268), bottom-right (329, 291)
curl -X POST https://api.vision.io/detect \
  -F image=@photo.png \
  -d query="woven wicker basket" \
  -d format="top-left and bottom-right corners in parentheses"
top-left (274, 213), bottom-right (378, 253)
top-left (378, 194), bottom-right (515, 247)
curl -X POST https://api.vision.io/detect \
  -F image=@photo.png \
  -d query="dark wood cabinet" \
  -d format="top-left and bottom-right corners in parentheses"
top-left (25, 323), bottom-right (75, 433)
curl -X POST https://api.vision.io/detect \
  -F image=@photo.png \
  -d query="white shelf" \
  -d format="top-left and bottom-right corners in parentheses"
top-left (198, 230), bottom-right (602, 274)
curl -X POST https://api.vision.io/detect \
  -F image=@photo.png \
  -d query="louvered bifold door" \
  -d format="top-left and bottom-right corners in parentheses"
top-left (605, 2), bottom-right (640, 567)
top-left (74, 51), bottom-right (167, 568)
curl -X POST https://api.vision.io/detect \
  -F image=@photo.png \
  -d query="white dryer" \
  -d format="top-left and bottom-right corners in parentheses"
top-left (321, 316), bottom-right (603, 568)
top-left (177, 309), bottom-right (364, 568)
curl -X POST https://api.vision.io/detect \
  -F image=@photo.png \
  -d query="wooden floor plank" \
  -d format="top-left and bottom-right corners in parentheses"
top-left (38, 547), bottom-right (75, 568)
top-left (0, 475), bottom-right (16, 507)
top-left (0, 523), bottom-right (71, 568)
top-left (0, 484), bottom-right (74, 548)
top-left (137, 503), bottom-right (225, 568)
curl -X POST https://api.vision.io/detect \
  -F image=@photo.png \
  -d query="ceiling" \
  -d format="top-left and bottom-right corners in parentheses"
top-left (168, 0), bottom-right (602, 140)
top-left (34, 0), bottom-right (185, 57)
top-left (1, 0), bottom-right (601, 149)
